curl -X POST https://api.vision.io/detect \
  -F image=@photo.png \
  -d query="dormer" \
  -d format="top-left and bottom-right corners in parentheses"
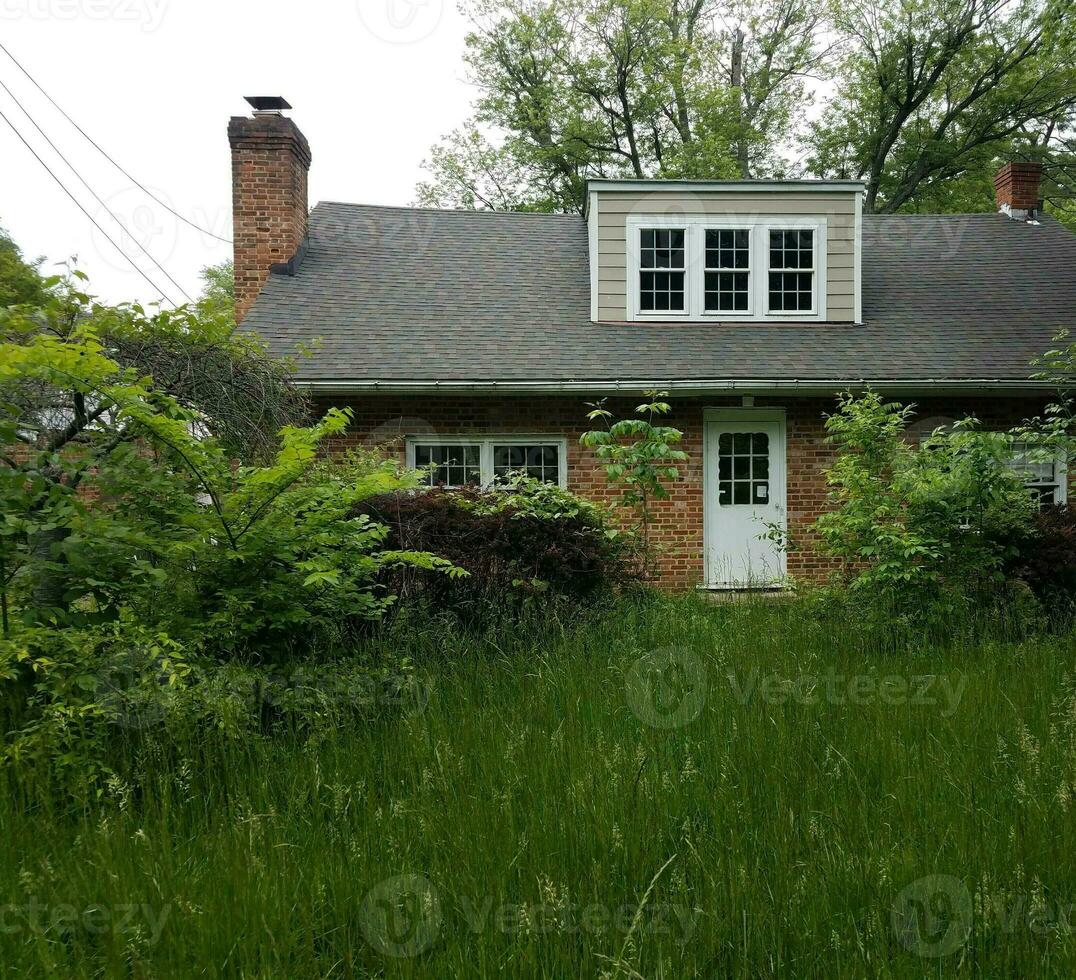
top-left (585, 179), bottom-right (864, 325)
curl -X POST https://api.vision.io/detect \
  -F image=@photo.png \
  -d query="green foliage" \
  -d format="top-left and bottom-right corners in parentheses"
top-left (581, 391), bottom-right (688, 578)
top-left (2, 595), bottom-right (1076, 975)
top-left (419, 0), bottom-right (1076, 220)
top-left (195, 260), bottom-right (235, 320)
top-left (805, 0), bottom-right (1076, 216)
top-left (416, 0), bottom-right (831, 211)
top-left (0, 278), bottom-right (460, 784)
top-left (0, 223), bottom-right (47, 308)
top-left (815, 391), bottom-right (1036, 620)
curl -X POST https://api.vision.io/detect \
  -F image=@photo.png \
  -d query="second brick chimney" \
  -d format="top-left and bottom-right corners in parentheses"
top-left (228, 97), bottom-right (312, 322)
top-left (994, 162), bottom-right (1043, 220)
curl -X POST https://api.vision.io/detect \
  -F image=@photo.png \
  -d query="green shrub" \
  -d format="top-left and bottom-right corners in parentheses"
top-left (815, 391), bottom-right (1036, 622)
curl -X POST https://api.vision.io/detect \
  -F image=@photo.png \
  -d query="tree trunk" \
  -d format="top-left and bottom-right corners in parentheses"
top-left (731, 29), bottom-right (750, 178)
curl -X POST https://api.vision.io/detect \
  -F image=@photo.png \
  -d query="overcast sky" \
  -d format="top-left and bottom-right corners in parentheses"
top-left (0, 0), bottom-right (473, 305)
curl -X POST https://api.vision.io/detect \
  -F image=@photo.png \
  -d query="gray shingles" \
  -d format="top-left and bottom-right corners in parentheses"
top-left (241, 202), bottom-right (1076, 383)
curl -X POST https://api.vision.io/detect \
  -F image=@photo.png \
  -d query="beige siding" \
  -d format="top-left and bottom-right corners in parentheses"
top-left (594, 191), bottom-right (858, 322)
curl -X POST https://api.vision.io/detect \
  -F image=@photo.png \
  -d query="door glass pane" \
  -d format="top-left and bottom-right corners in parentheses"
top-left (716, 431), bottom-right (772, 506)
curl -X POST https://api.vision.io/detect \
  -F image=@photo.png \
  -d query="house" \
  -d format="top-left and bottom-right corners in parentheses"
top-left (229, 97), bottom-right (1076, 590)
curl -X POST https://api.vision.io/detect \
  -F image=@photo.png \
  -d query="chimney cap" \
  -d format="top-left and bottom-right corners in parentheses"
top-left (244, 96), bottom-right (292, 113)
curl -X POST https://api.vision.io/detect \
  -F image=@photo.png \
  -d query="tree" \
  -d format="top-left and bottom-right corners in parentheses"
top-left (196, 260), bottom-right (235, 320)
top-left (805, 0), bottom-right (1076, 215)
top-left (416, 0), bottom-right (833, 212)
top-left (0, 269), bottom-right (308, 622)
top-left (580, 391), bottom-right (688, 579)
top-left (0, 223), bottom-right (47, 308)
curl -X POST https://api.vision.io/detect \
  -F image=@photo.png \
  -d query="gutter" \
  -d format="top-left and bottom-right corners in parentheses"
top-left (298, 378), bottom-right (1054, 397)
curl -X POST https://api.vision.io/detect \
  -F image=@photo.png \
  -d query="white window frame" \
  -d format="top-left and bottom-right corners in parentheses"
top-left (406, 435), bottom-right (569, 489)
top-left (703, 227), bottom-right (754, 316)
top-left (626, 215), bottom-right (827, 322)
top-left (1009, 442), bottom-right (1068, 508)
top-left (637, 226), bottom-right (688, 314)
top-left (766, 227), bottom-right (818, 316)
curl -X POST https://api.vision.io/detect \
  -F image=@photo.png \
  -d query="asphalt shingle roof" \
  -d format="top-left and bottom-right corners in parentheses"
top-left (242, 201), bottom-right (1076, 384)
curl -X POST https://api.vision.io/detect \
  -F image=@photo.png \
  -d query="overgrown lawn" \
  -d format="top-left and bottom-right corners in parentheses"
top-left (2, 596), bottom-right (1075, 977)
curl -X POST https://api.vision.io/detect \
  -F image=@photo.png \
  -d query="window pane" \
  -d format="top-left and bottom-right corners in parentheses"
top-left (640, 270), bottom-right (685, 312)
top-left (717, 431), bottom-right (772, 507)
top-left (769, 271), bottom-right (814, 312)
top-left (769, 229), bottom-right (814, 271)
top-left (415, 444), bottom-right (481, 487)
top-left (641, 228), bottom-right (685, 268)
top-left (493, 443), bottom-right (561, 484)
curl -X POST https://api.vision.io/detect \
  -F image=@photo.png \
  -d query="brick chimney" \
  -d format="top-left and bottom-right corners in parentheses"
top-left (228, 97), bottom-right (312, 321)
top-left (994, 162), bottom-right (1043, 219)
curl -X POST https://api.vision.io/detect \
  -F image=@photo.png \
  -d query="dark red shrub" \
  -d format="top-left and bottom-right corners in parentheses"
top-left (361, 481), bottom-right (635, 615)
top-left (1009, 504), bottom-right (1076, 611)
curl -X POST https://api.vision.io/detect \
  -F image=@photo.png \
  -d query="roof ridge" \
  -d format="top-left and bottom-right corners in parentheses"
top-left (313, 201), bottom-right (581, 219)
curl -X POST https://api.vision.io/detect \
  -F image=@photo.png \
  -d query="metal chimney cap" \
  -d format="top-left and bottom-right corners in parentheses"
top-left (244, 96), bottom-right (292, 113)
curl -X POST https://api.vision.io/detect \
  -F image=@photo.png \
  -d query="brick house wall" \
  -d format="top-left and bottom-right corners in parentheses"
top-left (315, 393), bottom-right (1053, 591)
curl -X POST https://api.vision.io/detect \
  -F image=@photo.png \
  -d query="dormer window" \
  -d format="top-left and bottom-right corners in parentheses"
top-left (768, 229), bottom-right (815, 313)
top-left (704, 229), bottom-right (751, 313)
top-left (639, 228), bottom-right (686, 312)
top-left (626, 216), bottom-right (827, 322)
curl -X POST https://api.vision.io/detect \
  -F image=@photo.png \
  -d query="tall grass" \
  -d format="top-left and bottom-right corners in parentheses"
top-left (2, 594), bottom-right (1075, 977)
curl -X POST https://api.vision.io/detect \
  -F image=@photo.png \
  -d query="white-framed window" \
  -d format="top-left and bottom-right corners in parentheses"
top-left (1009, 442), bottom-right (1067, 509)
top-left (406, 436), bottom-right (569, 489)
top-left (627, 216), bottom-right (826, 322)
top-left (767, 229), bottom-right (815, 314)
top-left (638, 228), bottom-right (686, 312)
top-left (704, 229), bottom-right (751, 313)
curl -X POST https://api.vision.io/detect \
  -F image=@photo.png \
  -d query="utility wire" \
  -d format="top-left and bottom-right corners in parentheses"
top-left (0, 39), bottom-right (232, 245)
top-left (0, 104), bottom-right (177, 305)
top-left (0, 76), bottom-right (194, 303)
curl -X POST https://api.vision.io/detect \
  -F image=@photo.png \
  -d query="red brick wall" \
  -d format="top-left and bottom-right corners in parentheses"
top-left (228, 113), bottom-right (311, 322)
top-left (315, 393), bottom-right (1052, 591)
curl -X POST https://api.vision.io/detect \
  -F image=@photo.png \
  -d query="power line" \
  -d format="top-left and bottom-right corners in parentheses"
top-left (0, 76), bottom-right (194, 303)
top-left (0, 39), bottom-right (232, 246)
top-left (0, 104), bottom-right (177, 305)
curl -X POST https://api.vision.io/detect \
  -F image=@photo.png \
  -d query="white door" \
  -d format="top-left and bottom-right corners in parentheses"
top-left (704, 410), bottom-right (787, 588)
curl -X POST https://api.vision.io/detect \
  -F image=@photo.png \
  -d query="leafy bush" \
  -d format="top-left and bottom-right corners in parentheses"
top-left (364, 474), bottom-right (635, 617)
top-left (815, 391), bottom-right (1037, 621)
top-left (580, 391), bottom-right (688, 579)
top-left (0, 295), bottom-right (464, 787)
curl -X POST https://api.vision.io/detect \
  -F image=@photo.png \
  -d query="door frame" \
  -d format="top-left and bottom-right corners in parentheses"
top-left (702, 407), bottom-right (788, 589)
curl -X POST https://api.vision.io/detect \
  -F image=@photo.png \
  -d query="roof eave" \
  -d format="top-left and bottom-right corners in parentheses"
top-left (298, 378), bottom-right (1052, 397)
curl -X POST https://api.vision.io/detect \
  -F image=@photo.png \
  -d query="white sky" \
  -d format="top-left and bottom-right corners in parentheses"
top-left (0, 0), bottom-right (473, 305)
